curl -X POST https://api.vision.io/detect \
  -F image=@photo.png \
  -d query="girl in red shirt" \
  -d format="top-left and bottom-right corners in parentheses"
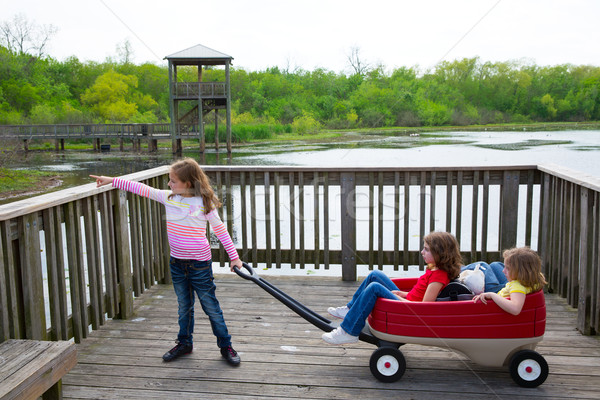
top-left (323, 231), bottom-right (462, 344)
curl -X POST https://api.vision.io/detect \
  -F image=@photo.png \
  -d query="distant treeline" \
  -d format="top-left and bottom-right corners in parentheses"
top-left (1, 45), bottom-right (599, 135)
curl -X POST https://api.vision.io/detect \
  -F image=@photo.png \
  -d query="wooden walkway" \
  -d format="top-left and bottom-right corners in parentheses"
top-left (62, 274), bottom-right (600, 400)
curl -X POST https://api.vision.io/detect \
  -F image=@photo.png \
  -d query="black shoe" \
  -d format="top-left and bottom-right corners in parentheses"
top-left (162, 343), bottom-right (193, 362)
top-left (220, 345), bottom-right (241, 366)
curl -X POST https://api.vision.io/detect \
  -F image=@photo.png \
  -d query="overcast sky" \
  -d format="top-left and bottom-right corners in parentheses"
top-left (4, 0), bottom-right (600, 73)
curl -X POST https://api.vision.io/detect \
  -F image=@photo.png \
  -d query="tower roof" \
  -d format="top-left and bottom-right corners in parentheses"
top-left (164, 44), bottom-right (233, 65)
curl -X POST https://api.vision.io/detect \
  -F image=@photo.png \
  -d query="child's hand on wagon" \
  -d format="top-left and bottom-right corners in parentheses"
top-left (230, 258), bottom-right (243, 272)
top-left (473, 292), bottom-right (494, 304)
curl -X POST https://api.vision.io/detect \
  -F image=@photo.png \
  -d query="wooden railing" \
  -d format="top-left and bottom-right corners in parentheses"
top-left (0, 164), bottom-right (598, 343)
top-left (0, 123), bottom-right (206, 140)
top-left (172, 82), bottom-right (227, 99)
top-left (0, 123), bottom-right (171, 140)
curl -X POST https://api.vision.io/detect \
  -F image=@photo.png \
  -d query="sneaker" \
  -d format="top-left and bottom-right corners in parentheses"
top-left (322, 327), bottom-right (359, 345)
top-left (220, 345), bottom-right (241, 366)
top-left (162, 343), bottom-right (193, 362)
top-left (327, 305), bottom-right (349, 319)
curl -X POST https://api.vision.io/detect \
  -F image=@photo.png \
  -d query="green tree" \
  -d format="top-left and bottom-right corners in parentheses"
top-left (81, 69), bottom-right (157, 122)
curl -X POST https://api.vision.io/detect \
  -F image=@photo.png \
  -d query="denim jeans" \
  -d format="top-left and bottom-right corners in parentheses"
top-left (462, 261), bottom-right (508, 293)
top-left (340, 270), bottom-right (399, 336)
top-left (170, 257), bottom-right (231, 348)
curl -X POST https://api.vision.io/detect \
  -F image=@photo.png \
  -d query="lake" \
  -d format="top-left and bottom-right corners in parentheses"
top-left (4, 130), bottom-right (600, 193)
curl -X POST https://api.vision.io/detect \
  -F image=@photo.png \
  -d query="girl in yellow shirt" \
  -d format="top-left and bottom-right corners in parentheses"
top-left (473, 247), bottom-right (546, 315)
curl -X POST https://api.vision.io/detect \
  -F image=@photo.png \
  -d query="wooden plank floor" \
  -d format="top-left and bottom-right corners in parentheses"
top-left (62, 274), bottom-right (600, 400)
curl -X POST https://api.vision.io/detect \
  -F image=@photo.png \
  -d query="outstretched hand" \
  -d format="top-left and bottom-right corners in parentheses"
top-left (90, 175), bottom-right (114, 187)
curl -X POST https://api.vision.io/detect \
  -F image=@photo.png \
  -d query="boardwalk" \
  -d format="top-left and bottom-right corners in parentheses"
top-left (62, 274), bottom-right (600, 400)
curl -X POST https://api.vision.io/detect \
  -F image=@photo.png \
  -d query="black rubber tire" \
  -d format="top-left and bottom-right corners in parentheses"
top-left (369, 347), bottom-right (406, 383)
top-left (509, 350), bottom-right (549, 388)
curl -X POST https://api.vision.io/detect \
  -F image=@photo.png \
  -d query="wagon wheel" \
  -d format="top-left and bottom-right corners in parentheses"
top-left (509, 350), bottom-right (549, 388)
top-left (369, 347), bottom-right (406, 383)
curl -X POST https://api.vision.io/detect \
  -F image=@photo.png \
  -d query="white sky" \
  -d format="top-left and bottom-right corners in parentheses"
top-left (4, 0), bottom-right (600, 73)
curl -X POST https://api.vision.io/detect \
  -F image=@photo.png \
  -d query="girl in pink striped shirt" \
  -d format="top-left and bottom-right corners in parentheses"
top-left (91, 158), bottom-right (243, 366)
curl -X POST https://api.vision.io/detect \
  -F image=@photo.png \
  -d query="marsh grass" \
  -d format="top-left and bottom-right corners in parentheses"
top-left (0, 167), bottom-right (58, 192)
top-left (203, 123), bottom-right (292, 142)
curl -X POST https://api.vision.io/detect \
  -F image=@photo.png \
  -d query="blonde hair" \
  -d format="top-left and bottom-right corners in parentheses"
top-left (503, 247), bottom-right (546, 289)
top-left (168, 158), bottom-right (221, 211)
top-left (423, 232), bottom-right (462, 280)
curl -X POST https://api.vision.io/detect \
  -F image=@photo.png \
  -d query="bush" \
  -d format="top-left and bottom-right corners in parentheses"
top-left (0, 108), bottom-right (24, 124)
top-left (291, 113), bottom-right (320, 134)
top-left (29, 104), bottom-right (57, 124)
top-left (396, 110), bottom-right (421, 127)
top-left (203, 123), bottom-right (293, 142)
top-left (417, 100), bottom-right (451, 126)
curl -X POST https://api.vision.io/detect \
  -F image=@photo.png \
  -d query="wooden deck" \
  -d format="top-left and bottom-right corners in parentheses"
top-left (62, 274), bottom-right (599, 400)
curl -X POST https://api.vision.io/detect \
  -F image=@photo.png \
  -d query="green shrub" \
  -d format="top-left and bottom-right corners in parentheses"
top-left (291, 113), bottom-right (321, 134)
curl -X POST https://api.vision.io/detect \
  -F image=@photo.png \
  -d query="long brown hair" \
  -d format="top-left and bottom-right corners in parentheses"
top-left (168, 158), bottom-right (221, 211)
top-left (503, 247), bottom-right (546, 289)
top-left (423, 231), bottom-right (462, 280)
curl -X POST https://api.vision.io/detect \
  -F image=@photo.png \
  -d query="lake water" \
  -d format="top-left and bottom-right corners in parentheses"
top-left (4, 130), bottom-right (599, 189)
top-left (235, 129), bottom-right (600, 178)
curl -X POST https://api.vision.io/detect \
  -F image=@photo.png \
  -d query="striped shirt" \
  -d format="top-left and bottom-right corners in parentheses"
top-left (112, 177), bottom-right (239, 262)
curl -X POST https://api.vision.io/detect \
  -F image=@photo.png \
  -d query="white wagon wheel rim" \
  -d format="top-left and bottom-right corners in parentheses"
top-left (517, 359), bottom-right (542, 381)
top-left (376, 355), bottom-right (400, 376)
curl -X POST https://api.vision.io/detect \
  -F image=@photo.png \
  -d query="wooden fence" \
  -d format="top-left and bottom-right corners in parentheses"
top-left (0, 123), bottom-right (171, 140)
top-left (172, 82), bottom-right (227, 98)
top-left (0, 122), bottom-right (223, 153)
top-left (0, 165), bottom-right (598, 344)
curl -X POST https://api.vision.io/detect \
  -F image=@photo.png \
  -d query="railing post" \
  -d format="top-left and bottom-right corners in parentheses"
top-left (0, 222), bottom-right (8, 341)
top-left (340, 172), bottom-right (357, 281)
top-left (539, 173), bottom-right (552, 283)
top-left (0, 220), bottom-right (21, 339)
top-left (113, 190), bottom-right (134, 319)
top-left (500, 170), bottom-right (520, 250)
top-left (18, 214), bottom-right (46, 340)
top-left (577, 187), bottom-right (594, 334)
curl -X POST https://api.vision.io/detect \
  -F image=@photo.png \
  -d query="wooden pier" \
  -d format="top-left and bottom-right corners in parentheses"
top-left (61, 275), bottom-right (600, 399)
top-left (0, 120), bottom-right (227, 154)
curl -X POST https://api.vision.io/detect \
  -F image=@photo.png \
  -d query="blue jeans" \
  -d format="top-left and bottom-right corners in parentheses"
top-left (461, 261), bottom-right (508, 293)
top-left (170, 257), bottom-right (231, 348)
top-left (340, 270), bottom-right (400, 336)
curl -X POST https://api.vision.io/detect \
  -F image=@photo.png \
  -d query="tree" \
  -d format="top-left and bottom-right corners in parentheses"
top-left (80, 69), bottom-right (158, 122)
top-left (0, 14), bottom-right (57, 58)
top-left (116, 39), bottom-right (134, 65)
top-left (347, 46), bottom-right (370, 76)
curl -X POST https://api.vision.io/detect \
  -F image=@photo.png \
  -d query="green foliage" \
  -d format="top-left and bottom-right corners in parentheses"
top-left (29, 103), bottom-right (57, 124)
top-left (203, 123), bottom-right (289, 142)
top-left (1, 46), bottom-right (599, 133)
top-left (292, 112), bottom-right (321, 134)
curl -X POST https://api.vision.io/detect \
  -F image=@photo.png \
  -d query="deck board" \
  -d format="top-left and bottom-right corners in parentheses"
top-left (62, 275), bottom-right (600, 399)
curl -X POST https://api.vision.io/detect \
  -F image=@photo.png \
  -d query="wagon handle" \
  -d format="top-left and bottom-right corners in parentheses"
top-left (233, 262), bottom-right (257, 281)
top-left (233, 262), bottom-right (335, 332)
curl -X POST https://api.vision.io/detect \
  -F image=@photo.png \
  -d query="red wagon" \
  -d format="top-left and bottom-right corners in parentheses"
top-left (368, 277), bottom-right (548, 386)
top-left (235, 265), bottom-right (549, 387)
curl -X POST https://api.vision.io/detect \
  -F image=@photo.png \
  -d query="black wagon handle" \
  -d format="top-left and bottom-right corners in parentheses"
top-left (233, 262), bottom-right (335, 332)
top-left (233, 262), bottom-right (258, 281)
top-left (234, 262), bottom-right (380, 346)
